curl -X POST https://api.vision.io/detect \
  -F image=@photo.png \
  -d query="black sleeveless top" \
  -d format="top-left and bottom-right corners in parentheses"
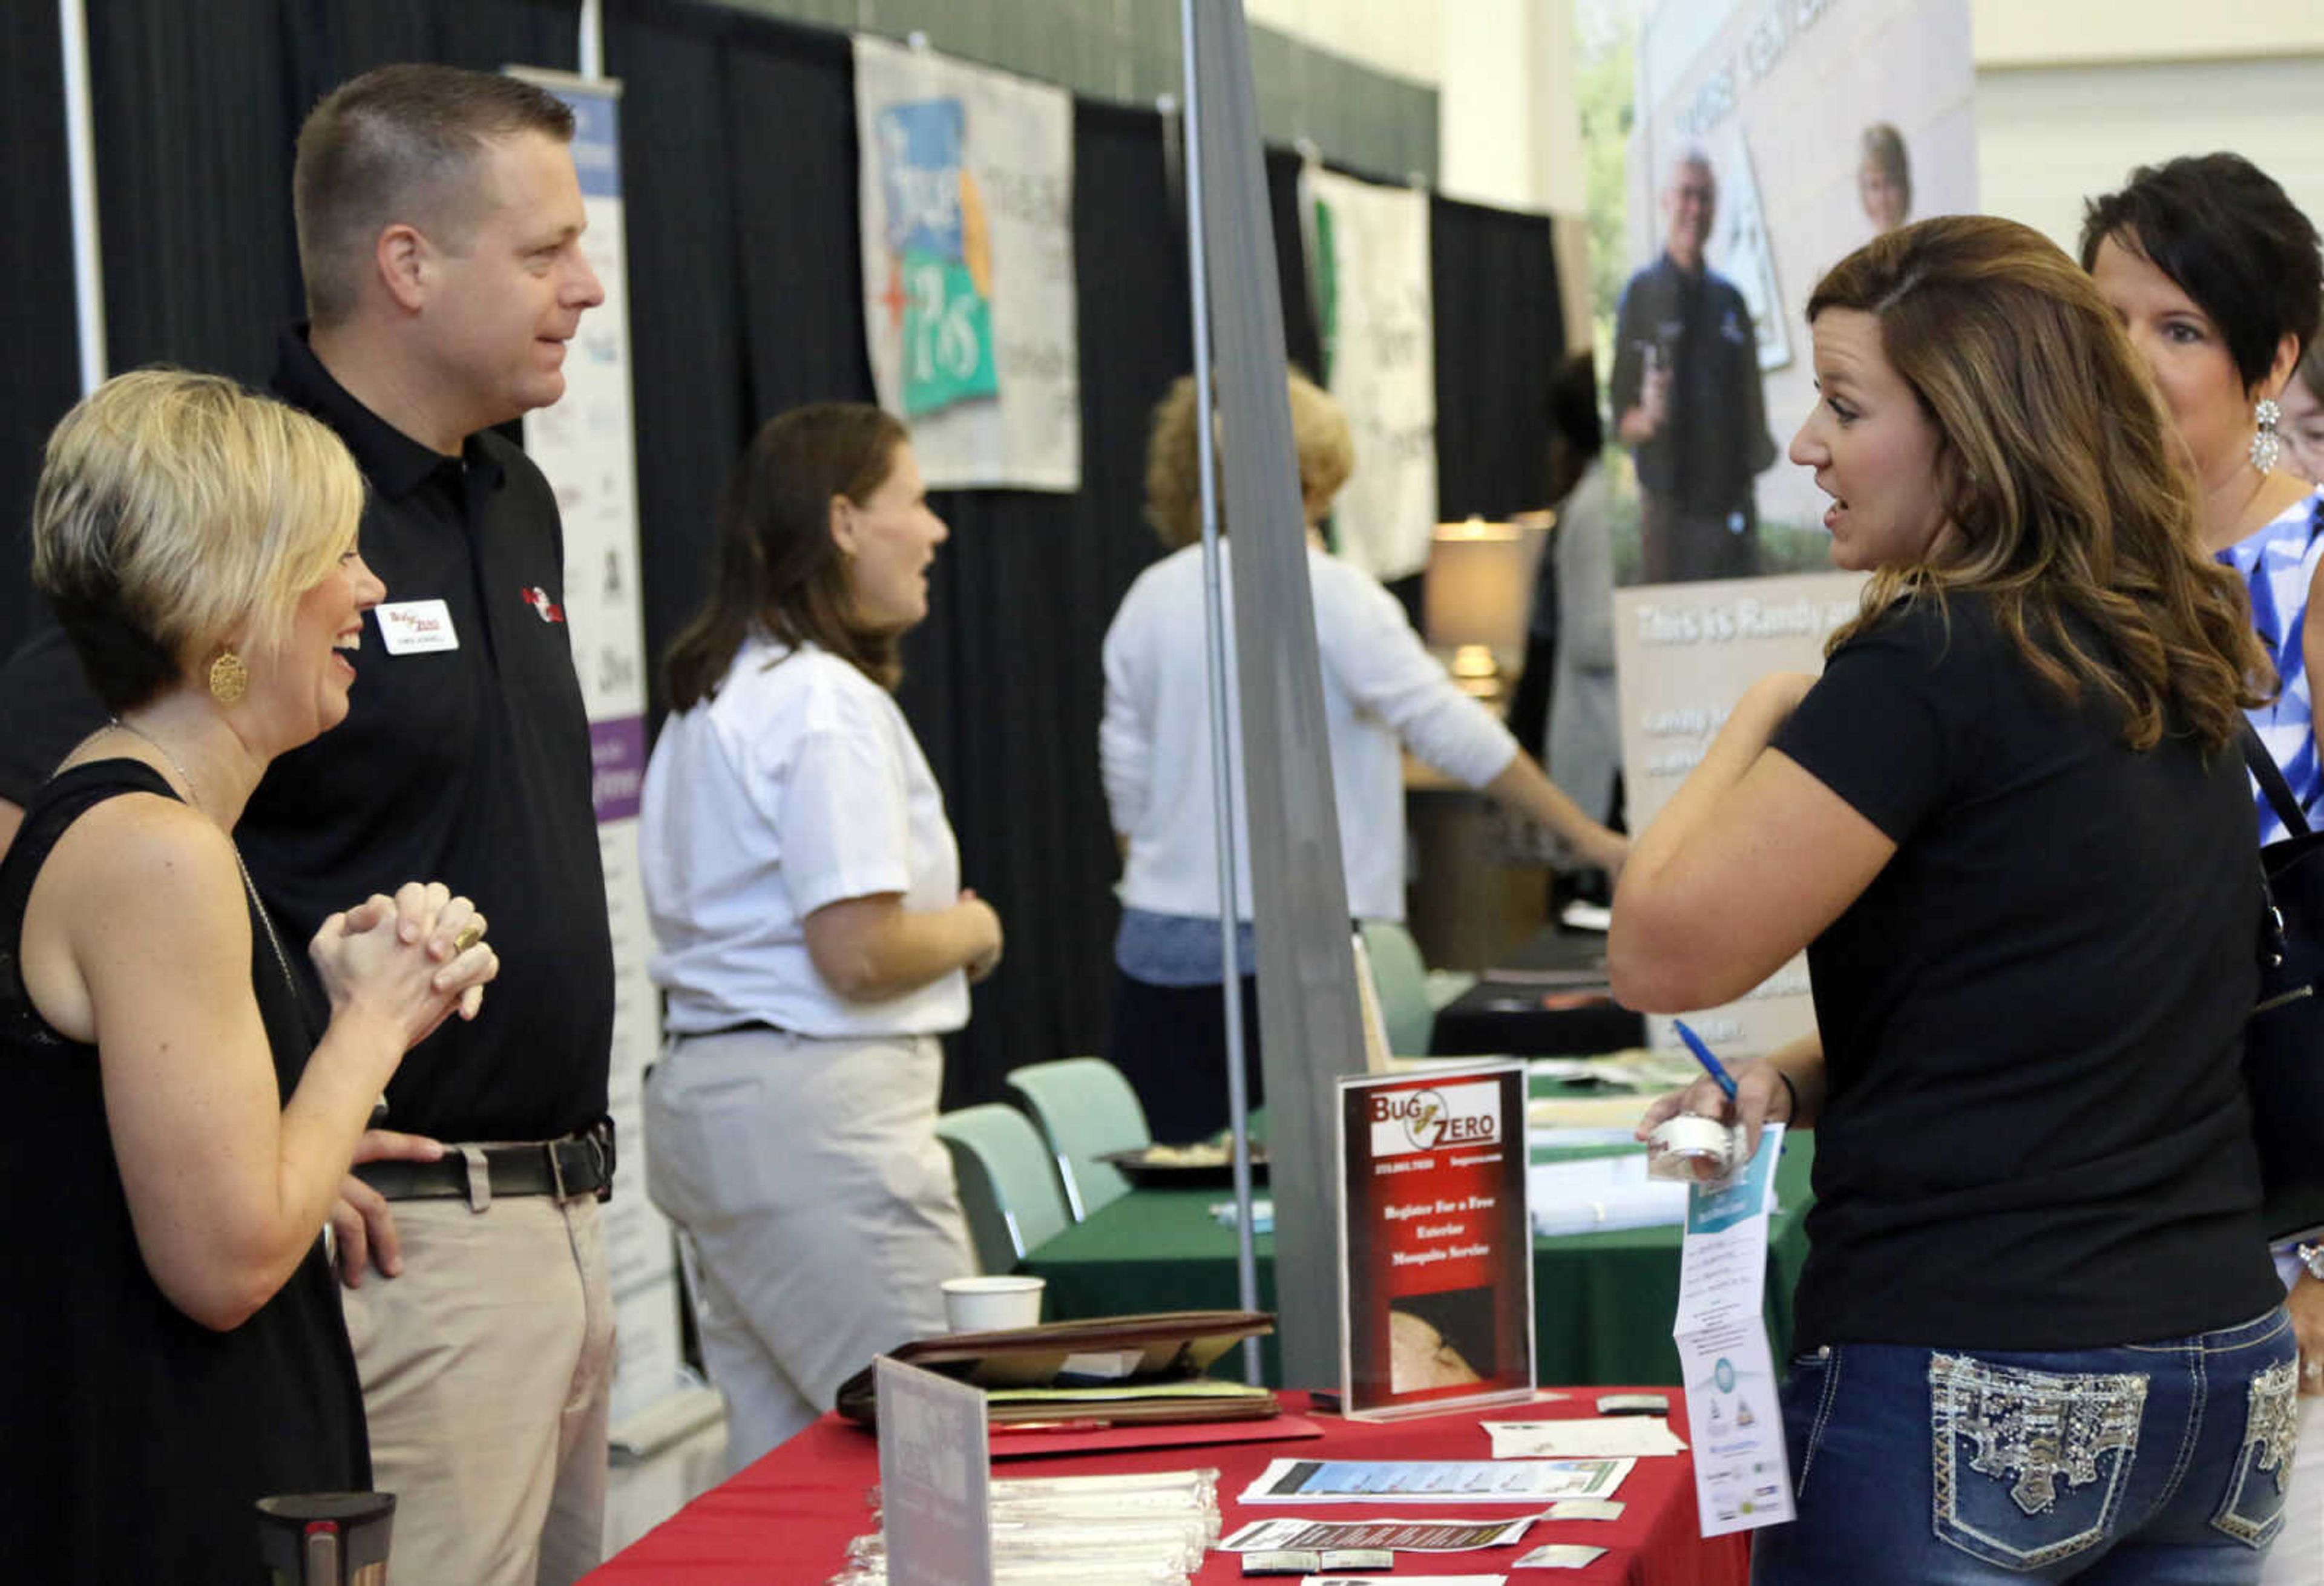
top-left (0, 761), bottom-right (368, 1583)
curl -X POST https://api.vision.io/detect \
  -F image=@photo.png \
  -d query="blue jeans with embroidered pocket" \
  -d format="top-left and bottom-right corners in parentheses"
top-left (1753, 1306), bottom-right (2297, 1584)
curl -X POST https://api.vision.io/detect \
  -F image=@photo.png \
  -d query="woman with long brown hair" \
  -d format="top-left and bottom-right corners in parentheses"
top-left (638, 405), bottom-right (991, 1470)
top-left (1614, 216), bottom-right (2293, 1582)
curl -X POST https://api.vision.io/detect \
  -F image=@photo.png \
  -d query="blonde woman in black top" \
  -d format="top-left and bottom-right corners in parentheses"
top-left (0, 370), bottom-right (497, 1583)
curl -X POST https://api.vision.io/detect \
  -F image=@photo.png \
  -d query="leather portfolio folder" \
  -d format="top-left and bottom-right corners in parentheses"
top-left (835, 1309), bottom-right (1278, 1427)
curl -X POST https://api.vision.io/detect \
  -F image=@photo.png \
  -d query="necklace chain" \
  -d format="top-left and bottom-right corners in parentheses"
top-left (107, 717), bottom-right (301, 1002)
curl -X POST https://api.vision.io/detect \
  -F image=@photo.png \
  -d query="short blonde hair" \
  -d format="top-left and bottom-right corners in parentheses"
top-left (1143, 370), bottom-right (1356, 549)
top-left (34, 369), bottom-right (366, 710)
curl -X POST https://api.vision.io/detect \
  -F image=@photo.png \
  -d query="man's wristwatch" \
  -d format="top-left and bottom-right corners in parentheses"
top-left (2296, 1242), bottom-right (2324, 1282)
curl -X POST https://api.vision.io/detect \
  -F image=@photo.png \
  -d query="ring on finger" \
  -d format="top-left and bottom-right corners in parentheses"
top-left (453, 920), bottom-right (484, 953)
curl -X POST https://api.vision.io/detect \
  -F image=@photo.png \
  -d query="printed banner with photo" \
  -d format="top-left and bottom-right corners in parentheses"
top-left (1303, 166), bottom-right (1437, 582)
top-left (1336, 1063), bottom-right (1532, 1421)
top-left (1611, 571), bottom-right (1864, 1057)
top-left (514, 71), bottom-right (695, 1435)
top-left (1617, 0), bottom-right (1976, 585)
top-left (854, 35), bottom-right (1079, 492)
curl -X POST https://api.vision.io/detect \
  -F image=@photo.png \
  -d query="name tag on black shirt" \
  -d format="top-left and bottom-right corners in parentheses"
top-left (376, 599), bottom-right (459, 655)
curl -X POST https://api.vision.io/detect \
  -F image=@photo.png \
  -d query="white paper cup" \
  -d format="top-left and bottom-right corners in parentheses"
top-left (942, 1275), bottom-right (1045, 1332)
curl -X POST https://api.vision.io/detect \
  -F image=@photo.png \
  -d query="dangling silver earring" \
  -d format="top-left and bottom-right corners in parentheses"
top-left (2253, 397), bottom-right (2284, 475)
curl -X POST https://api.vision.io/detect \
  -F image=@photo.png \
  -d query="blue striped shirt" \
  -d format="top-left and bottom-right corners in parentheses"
top-left (2221, 488), bottom-right (2324, 842)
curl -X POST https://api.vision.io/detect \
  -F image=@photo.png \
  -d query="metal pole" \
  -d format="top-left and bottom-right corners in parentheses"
top-left (1177, 0), bottom-right (1264, 1386)
top-left (1188, 0), bottom-right (1364, 1392)
top-left (578, 0), bottom-right (605, 81)
top-left (59, 0), bottom-right (107, 396)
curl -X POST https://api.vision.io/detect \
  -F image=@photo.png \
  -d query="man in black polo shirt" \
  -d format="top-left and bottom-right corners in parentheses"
top-left (271, 65), bottom-right (616, 1586)
top-left (0, 67), bottom-right (618, 1584)
top-left (1609, 150), bottom-right (1777, 584)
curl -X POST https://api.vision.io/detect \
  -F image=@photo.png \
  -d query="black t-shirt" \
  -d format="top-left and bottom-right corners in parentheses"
top-left (0, 332), bottom-right (614, 1141)
top-left (1770, 592), bottom-right (2280, 1354)
top-left (0, 762), bottom-right (368, 1582)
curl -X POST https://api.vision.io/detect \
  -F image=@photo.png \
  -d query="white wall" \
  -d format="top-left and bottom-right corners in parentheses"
top-left (1437, 0), bottom-right (1589, 217)
top-left (1252, 0), bottom-right (1594, 340)
top-left (1246, 0), bottom-right (1589, 221)
top-left (1975, 55), bottom-right (2324, 256)
top-left (1242, 0), bottom-right (1443, 85)
top-left (1966, 0), bottom-right (2324, 254)
top-left (1971, 1), bottom-right (2324, 67)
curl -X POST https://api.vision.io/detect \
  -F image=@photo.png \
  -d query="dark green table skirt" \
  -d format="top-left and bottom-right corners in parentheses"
top-left (1020, 1135), bottom-right (1816, 1387)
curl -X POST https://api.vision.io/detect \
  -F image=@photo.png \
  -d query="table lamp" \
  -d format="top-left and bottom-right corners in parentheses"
top-left (1423, 516), bottom-right (1544, 701)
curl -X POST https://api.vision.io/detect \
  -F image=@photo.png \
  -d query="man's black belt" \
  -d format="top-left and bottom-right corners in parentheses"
top-left (355, 1119), bottom-right (615, 1206)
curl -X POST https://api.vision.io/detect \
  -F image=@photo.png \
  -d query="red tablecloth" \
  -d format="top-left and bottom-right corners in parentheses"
top-left (585, 1389), bottom-right (1750, 1585)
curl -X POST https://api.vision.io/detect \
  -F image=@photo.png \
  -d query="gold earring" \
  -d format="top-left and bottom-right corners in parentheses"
top-left (208, 649), bottom-right (249, 705)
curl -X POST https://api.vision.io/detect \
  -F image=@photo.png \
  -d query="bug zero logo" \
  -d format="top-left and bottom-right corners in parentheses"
top-left (1368, 1080), bottom-right (1502, 1158)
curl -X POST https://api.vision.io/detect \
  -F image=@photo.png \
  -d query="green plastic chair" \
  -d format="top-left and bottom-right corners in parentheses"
top-left (934, 1104), bottom-right (1072, 1273)
top-left (1359, 919), bottom-right (1443, 1057)
top-left (1006, 1057), bottom-right (1153, 1221)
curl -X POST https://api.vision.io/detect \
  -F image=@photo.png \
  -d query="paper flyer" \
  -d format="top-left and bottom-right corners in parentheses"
top-left (1240, 1458), bottom-right (1632, 1505)
top-left (1221, 1515), bottom-right (1537, 1552)
top-left (1513, 1544), bottom-right (1608, 1569)
top-left (1337, 1063), bottom-right (1535, 1419)
top-left (1485, 1418), bottom-right (1689, 1458)
top-left (1671, 1124), bottom-right (1794, 1536)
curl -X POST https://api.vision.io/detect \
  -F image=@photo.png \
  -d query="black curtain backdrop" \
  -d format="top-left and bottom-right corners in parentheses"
top-left (1433, 194), bottom-right (1563, 519)
top-left (2, 2), bottom-right (80, 633)
top-left (19, 0), bottom-right (1564, 1109)
top-left (606, 1), bottom-right (1210, 1106)
top-left (87, 0), bottom-right (579, 384)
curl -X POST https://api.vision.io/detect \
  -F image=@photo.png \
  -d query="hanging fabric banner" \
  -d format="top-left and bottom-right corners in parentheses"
top-left (853, 34), bottom-right (1080, 491)
top-left (1302, 166), bottom-right (1437, 582)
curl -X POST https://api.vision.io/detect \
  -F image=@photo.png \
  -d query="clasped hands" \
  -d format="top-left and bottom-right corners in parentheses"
top-left (315, 881), bottom-right (500, 1286)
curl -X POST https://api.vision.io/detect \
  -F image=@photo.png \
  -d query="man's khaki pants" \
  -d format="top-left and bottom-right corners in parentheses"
top-left (343, 1190), bottom-right (615, 1586)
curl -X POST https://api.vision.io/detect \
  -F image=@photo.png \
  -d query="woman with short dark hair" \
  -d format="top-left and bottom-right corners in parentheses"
top-left (640, 404), bottom-right (989, 1470)
top-left (2082, 149), bottom-right (2324, 1586)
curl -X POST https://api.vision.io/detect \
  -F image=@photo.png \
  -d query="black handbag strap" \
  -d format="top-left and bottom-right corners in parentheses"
top-left (2241, 721), bottom-right (2312, 839)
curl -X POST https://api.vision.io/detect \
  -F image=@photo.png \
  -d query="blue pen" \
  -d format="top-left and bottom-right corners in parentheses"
top-left (1672, 1019), bottom-right (1739, 1101)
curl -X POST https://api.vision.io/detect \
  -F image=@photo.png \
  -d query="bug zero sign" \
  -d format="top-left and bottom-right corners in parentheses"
top-left (1369, 1081), bottom-right (1504, 1158)
top-left (1338, 1063), bottom-right (1534, 1420)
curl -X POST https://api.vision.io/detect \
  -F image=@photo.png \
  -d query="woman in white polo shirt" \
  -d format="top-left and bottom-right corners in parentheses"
top-left (639, 404), bottom-right (999, 1470)
top-left (1101, 373), bottom-right (1629, 1142)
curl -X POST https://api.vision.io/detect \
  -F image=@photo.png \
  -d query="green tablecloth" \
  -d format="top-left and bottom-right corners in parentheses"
top-left (1020, 1135), bottom-right (1816, 1388)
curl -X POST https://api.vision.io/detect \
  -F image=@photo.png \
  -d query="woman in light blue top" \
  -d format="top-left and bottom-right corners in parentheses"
top-left (2084, 152), bottom-right (2324, 1584)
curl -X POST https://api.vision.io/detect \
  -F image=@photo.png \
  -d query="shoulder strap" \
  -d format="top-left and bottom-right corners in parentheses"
top-left (2242, 720), bottom-right (2310, 839)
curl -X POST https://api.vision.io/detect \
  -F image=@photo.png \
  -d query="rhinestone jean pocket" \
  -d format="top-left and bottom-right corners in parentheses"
top-left (2209, 1355), bottom-right (2297, 1548)
top-left (1928, 1352), bottom-right (2148, 1570)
